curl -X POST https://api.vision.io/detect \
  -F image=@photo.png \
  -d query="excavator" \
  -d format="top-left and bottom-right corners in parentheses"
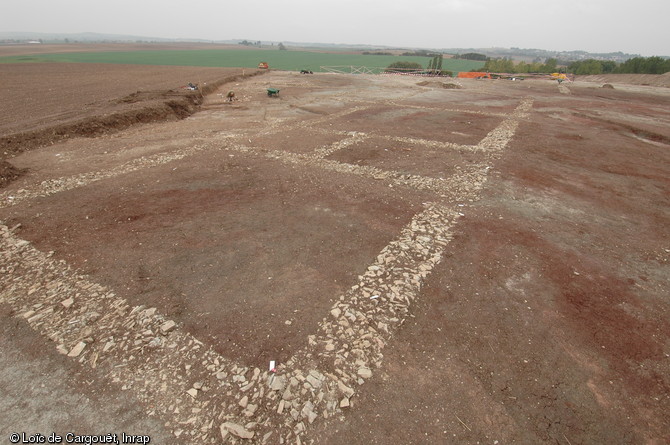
top-left (551, 72), bottom-right (569, 83)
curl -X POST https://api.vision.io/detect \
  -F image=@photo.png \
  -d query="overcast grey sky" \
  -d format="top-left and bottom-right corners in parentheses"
top-left (3, 0), bottom-right (668, 56)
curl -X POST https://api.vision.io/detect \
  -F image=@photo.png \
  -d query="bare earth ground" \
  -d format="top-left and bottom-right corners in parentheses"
top-left (0, 63), bottom-right (240, 136)
top-left (0, 63), bottom-right (258, 153)
top-left (0, 64), bottom-right (669, 445)
top-left (0, 62), bottom-right (262, 187)
top-left (0, 43), bottom-right (247, 58)
top-left (575, 72), bottom-right (670, 88)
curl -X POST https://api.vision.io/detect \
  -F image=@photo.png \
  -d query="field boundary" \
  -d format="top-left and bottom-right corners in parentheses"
top-left (0, 71), bottom-right (265, 162)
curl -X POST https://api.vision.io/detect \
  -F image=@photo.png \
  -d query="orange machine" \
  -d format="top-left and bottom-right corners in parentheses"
top-left (258, 62), bottom-right (269, 69)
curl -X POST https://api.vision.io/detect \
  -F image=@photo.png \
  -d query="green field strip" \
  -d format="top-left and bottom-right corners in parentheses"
top-left (0, 49), bottom-right (485, 73)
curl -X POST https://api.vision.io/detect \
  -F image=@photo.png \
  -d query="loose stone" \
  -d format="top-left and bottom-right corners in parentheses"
top-left (160, 320), bottom-right (176, 333)
top-left (357, 367), bottom-right (372, 379)
top-left (67, 342), bottom-right (86, 357)
top-left (220, 422), bottom-right (255, 440)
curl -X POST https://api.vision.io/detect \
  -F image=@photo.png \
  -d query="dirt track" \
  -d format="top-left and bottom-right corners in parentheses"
top-left (1, 67), bottom-right (669, 444)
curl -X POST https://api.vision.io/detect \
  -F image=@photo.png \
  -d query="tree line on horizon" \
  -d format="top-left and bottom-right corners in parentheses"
top-left (569, 56), bottom-right (670, 75)
top-left (482, 56), bottom-right (670, 75)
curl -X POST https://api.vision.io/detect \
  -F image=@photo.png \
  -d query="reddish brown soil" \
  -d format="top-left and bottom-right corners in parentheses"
top-left (0, 63), bottom-right (259, 162)
top-left (7, 152), bottom-right (432, 366)
top-left (1, 61), bottom-right (669, 444)
top-left (327, 137), bottom-right (482, 178)
top-left (329, 107), bottom-right (499, 145)
top-left (312, 82), bottom-right (670, 444)
top-left (0, 161), bottom-right (25, 188)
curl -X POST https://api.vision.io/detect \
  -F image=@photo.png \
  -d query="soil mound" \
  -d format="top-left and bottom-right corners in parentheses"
top-left (0, 160), bottom-right (26, 188)
top-left (0, 71), bottom-right (264, 161)
top-left (416, 80), bottom-right (463, 89)
top-left (0, 96), bottom-right (199, 160)
top-left (576, 73), bottom-right (670, 88)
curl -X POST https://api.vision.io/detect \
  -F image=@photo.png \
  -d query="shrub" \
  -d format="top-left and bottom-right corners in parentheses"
top-left (385, 61), bottom-right (423, 73)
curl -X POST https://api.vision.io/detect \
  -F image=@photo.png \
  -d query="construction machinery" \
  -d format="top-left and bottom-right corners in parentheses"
top-left (551, 73), bottom-right (569, 83)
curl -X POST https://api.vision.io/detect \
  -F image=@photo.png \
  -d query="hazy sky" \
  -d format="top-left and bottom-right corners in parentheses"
top-left (3, 0), bottom-right (669, 56)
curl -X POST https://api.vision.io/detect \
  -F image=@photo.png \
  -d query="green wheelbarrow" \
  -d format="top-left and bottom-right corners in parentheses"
top-left (267, 88), bottom-right (280, 97)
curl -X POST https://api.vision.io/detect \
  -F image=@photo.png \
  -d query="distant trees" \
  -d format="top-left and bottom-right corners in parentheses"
top-left (362, 51), bottom-right (393, 55)
top-left (569, 59), bottom-right (604, 75)
top-left (568, 56), bottom-right (670, 74)
top-left (482, 56), bottom-right (588, 74)
top-left (543, 58), bottom-right (558, 72)
top-left (400, 50), bottom-right (440, 57)
top-left (385, 59), bottom-right (452, 76)
top-left (480, 55), bottom-right (670, 75)
top-left (427, 54), bottom-right (443, 73)
top-left (456, 53), bottom-right (487, 61)
top-left (239, 40), bottom-right (262, 46)
top-left (278, 42), bottom-right (287, 51)
top-left (385, 61), bottom-right (423, 72)
top-left (482, 57), bottom-right (516, 73)
top-left (616, 56), bottom-right (670, 74)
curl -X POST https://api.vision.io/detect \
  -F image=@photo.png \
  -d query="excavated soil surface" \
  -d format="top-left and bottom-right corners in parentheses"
top-left (576, 72), bottom-right (670, 88)
top-left (0, 64), bottom-right (669, 444)
top-left (0, 63), bottom-right (257, 162)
